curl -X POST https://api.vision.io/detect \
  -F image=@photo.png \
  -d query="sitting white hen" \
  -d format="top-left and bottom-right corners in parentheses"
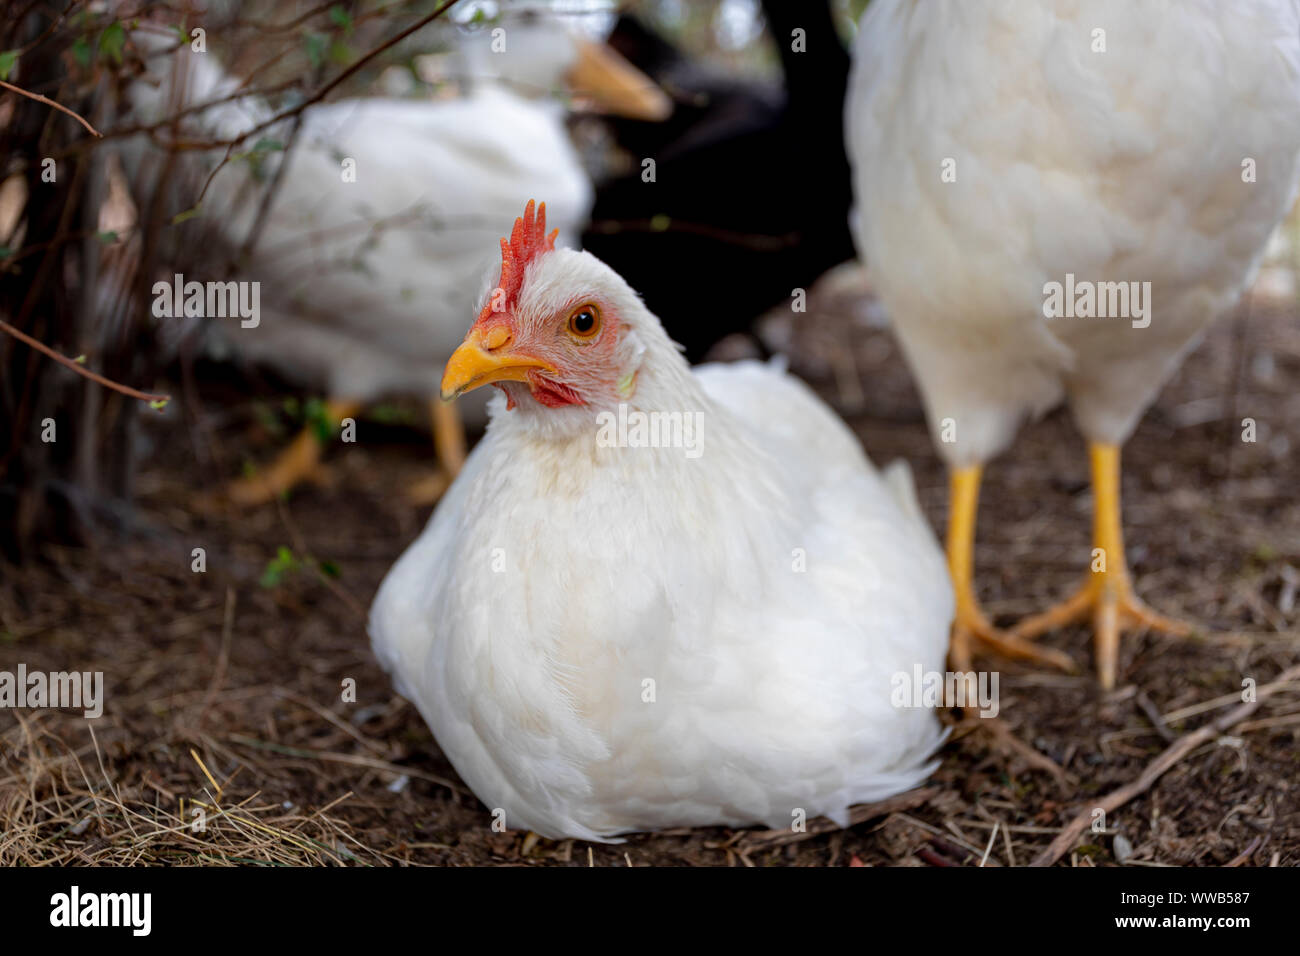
top-left (369, 201), bottom-right (953, 841)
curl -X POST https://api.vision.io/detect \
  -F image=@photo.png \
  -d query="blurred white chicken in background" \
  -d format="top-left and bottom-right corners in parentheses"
top-left (118, 7), bottom-right (667, 504)
top-left (847, 0), bottom-right (1300, 687)
top-left (370, 201), bottom-right (953, 840)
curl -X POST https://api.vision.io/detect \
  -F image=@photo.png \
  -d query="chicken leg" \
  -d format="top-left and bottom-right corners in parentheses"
top-left (227, 398), bottom-right (363, 505)
top-left (1012, 442), bottom-right (1191, 690)
top-left (406, 398), bottom-right (467, 505)
top-left (946, 465), bottom-right (1078, 676)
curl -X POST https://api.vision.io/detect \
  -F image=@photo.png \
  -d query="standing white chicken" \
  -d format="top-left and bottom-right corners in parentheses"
top-left (847, 0), bottom-right (1300, 687)
top-left (121, 16), bottom-right (667, 504)
top-left (369, 201), bottom-right (953, 840)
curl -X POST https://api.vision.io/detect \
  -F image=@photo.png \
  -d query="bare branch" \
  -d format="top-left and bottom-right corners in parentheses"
top-left (0, 78), bottom-right (102, 137)
top-left (0, 318), bottom-right (169, 406)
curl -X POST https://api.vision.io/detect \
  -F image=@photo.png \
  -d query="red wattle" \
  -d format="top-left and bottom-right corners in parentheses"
top-left (531, 379), bottom-right (584, 407)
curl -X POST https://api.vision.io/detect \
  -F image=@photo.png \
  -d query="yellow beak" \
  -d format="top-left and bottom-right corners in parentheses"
top-left (565, 39), bottom-right (672, 121)
top-left (440, 327), bottom-right (555, 401)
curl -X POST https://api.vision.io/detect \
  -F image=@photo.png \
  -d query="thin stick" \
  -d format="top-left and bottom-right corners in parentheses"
top-left (982, 717), bottom-right (1076, 788)
top-left (1030, 664), bottom-right (1300, 867)
top-left (0, 78), bottom-right (101, 137)
top-left (1135, 690), bottom-right (1175, 742)
top-left (0, 318), bottom-right (170, 406)
top-left (226, 734), bottom-right (467, 795)
top-left (979, 821), bottom-right (999, 867)
top-left (1225, 836), bottom-right (1263, 867)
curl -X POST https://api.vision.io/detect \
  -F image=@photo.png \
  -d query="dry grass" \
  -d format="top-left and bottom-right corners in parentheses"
top-left (1, 276), bottom-right (1298, 866)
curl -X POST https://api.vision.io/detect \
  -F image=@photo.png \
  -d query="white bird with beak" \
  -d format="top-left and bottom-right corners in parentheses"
top-left (121, 15), bottom-right (669, 504)
top-left (370, 201), bottom-right (953, 841)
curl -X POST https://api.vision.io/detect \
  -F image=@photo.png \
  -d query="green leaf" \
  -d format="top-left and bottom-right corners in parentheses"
top-left (73, 354), bottom-right (86, 364)
top-left (328, 5), bottom-right (353, 32)
top-left (370, 403), bottom-right (417, 425)
top-left (148, 398), bottom-right (169, 411)
top-left (328, 39), bottom-right (351, 66)
top-left (1253, 543), bottom-right (1278, 563)
top-left (0, 50), bottom-right (18, 81)
top-left (304, 397), bottom-right (333, 443)
top-left (260, 546), bottom-right (300, 588)
top-left (318, 560), bottom-right (341, 579)
top-left (171, 203), bottom-right (202, 225)
top-left (231, 140), bottom-right (282, 179)
top-left (0, 246), bottom-right (12, 258)
top-left (303, 32), bottom-right (327, 68)
top-left (95, 230), bottom-right (118, 244)
top-left (251, 401), bottom-right (285, 437)
top-left (98, 22), bottom-right (125, 65)
top-left (71, 36), bottom-right (92, 67)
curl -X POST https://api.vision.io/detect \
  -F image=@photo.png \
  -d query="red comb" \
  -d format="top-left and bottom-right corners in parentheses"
top-left (476, 199), bottom-right (559, 325)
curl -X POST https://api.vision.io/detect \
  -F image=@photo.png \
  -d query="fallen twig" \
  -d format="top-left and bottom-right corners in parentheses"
top-left (953, 715), bottom-right (1076, 789)
top-left (1225, 836), bottom-right (1264, 867)
top-left (1030, 664), bottom-right (1300, 867)
top-left (227, 733), bottom-right (468, 795)
top-left (1135, 690), bottom-right (1175, 742)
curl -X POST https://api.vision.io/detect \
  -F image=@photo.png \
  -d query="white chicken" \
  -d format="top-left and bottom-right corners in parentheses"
top-left (847, 0), bottom-right (1300, 687)
top-left (369, 201), bottom-right (953, 840)
top-left (121, 15), bottom-right (668, 504)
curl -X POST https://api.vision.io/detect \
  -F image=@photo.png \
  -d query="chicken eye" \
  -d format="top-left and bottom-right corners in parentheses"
top-left (567, 304), bottom-right (601, 339)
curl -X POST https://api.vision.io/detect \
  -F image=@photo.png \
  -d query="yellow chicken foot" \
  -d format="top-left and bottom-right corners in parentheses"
top-left (946, 465), bottom-right (1078, 678)
top-left (406, 398), bottom-right (467, 505)
top-left (227, 398), bottom-right (363, 505)
top-left (1012, 442), bottom-right (1192, 690)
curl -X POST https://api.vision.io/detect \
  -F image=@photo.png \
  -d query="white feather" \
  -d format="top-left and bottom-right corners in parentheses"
top-left (370, 249), bottom-right (953, 840)
top-left (847, 0), bottom-right (1300, 465)
top-left (122, 28), bottom-right (593, 410)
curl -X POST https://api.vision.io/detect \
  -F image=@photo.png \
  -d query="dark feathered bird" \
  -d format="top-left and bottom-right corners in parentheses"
top-left (583, 0), bottom-right (855, 362)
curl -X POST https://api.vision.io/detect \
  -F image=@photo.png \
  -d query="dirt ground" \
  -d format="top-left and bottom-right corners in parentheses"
top-left (2, 274), bottom-right (1298, 867)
